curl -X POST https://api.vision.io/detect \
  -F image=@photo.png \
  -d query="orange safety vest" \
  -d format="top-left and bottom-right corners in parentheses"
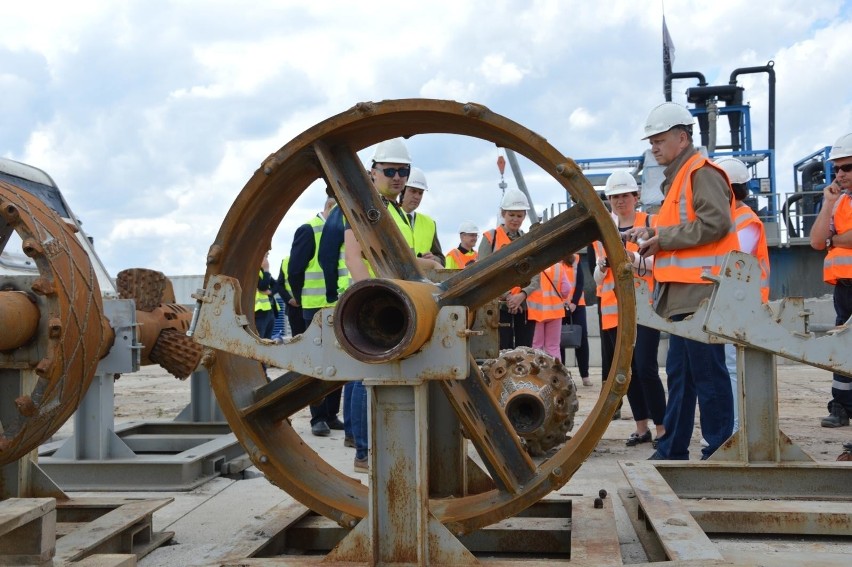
top-left (594, 212), bottom-right (656, 331)
top-left (446, 247), bottom-right (477, 269)
top-left (734, 204), bottom-right (770, 302)
top-left (483, 226), bottom-right (522, 295)
top-left (527, 263), bottom-right (568, 322)
top-left (823, 194), bottom-right (852, 285)
top-left (653, 154), bottom-right (740, 284)
top-left (561, 254), bottom-right (586, 306)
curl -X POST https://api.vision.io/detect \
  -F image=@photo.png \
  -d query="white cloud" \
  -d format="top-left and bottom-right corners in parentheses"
top-left (0, 0), bottom-right (850, 277)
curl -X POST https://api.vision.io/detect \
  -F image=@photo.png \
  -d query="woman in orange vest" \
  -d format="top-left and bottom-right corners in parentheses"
top-left (478, 189), bottom-right (539, 350)
top-left (714, 157), bottom-right (771, 433)
top-left (528, 262), bottom-right (572, 358)
top-left (561, 253), bottom-right (592, 386)
top-left (594, 172), bottom-right (666, 445)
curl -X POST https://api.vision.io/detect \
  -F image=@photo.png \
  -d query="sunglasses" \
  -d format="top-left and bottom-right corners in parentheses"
top-left (836, 164), bottom-right (852, 173)
top-left (379, 166), bottom-right (410, 178)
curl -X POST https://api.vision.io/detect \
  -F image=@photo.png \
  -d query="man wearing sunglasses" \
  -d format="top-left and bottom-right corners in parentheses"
top-left (810, 132), bottom-right (852, 428)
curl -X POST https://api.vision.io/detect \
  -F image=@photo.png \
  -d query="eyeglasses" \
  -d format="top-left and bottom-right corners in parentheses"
top-left (836, 164), bottom-right (852, 173)
top-left (379, 166), bottom-right (410, 178)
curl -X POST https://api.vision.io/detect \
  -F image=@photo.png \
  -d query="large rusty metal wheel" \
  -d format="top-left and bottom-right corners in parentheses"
top-left (202, 99), bottom-right (635, 534)
top-left (0, 182), bottom-right (113, 465)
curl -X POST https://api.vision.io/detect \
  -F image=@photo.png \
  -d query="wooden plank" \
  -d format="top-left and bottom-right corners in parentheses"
top-left (619, 461), bottom-right (724, 562)
top-left (70, 554), bottom-right (137, 566)
top-left (54, 499), bottom-right (171, 564)
top-left (0, 498), bottom-right (55, 536)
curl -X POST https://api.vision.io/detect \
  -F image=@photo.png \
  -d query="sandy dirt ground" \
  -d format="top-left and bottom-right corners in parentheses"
top-left (94, 358), bottom-right (851, 462)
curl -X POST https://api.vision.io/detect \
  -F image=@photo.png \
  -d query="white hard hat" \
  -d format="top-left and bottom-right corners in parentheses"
top-left (714, 157), bottom-right (751, 184)
top-left (372, 138), bottom-right (412, 165)
top-left (458, 220), bottom-right (479, 234)
top-left (642, 102), bottom-right (695, 139)
top-left (500, 188), bottom-right (530, 211)
top-left (405, 167), bottom-right (428, 191)
top-left (604, 171), bottom-right (639, 196)
top-left (829, 133), bottom-right (852, 162)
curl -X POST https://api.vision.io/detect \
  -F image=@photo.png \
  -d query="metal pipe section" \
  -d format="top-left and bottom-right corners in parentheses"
top-left (729, 61), bottom-right (775, 152)
top-left (0, 290), bottom-right (39, 350)
top-left (664, 71), bottom-right (708, 102)
top-left (334, 279), bottom-right (439, 363)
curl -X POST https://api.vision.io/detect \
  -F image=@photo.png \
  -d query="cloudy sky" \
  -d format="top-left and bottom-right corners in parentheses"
top-left (2, 0), bottom-right (851, 277)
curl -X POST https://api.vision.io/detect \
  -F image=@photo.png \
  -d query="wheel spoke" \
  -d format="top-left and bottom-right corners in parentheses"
top-left (313, 140), bottom-right (423, 281)
top-left (241, 371), bottom-right (342, 424)
top-left (439, 357), bottom-right (536, 494)
top-left (438, 205), bottom-right (600, 310)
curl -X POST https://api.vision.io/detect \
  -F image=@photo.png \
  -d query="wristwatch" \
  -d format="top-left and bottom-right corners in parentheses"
top-left (826, 235), bottom-right (834, 249)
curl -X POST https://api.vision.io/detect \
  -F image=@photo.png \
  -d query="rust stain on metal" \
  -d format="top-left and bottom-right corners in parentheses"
top-left (0, 181), bottom-right (113, 466)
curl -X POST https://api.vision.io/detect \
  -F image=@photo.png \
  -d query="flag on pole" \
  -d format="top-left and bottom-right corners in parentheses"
top-left (663, 15), bottom-right (675, 100)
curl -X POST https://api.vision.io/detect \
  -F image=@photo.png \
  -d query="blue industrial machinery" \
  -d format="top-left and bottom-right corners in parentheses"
top-left (573, 61), bottom-right (836, 299)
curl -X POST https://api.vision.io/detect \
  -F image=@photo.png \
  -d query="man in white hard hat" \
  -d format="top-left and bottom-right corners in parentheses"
top-left (399, 167), bottom-right (445, 266)
top-left (478, 188), bottom-right (540, 350)
top-left (810, 132), bottom-right (852, 428)
top-left (317, 138), bottom-right (440, 473)
top-left (625, 102), bottom-right (739, 461)
top-left (446, 221), bottom-right (479, 269)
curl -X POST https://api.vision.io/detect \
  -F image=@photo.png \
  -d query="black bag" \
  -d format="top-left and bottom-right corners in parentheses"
top-left (561, 312), bottom-right (583, 349)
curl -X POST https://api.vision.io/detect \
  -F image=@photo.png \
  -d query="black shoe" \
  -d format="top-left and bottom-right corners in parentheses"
top-left (821, 401), bottom-right (850, 428)
top-left (311, 421), bottom-right (331, 436)
top-left (327, 416), bottom-right (345, 430)
top-left (626, 431), bottom-right (652, 447)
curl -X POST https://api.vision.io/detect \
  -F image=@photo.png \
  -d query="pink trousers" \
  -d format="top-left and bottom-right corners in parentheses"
top-left (532, 319), bottom-right (562, 359)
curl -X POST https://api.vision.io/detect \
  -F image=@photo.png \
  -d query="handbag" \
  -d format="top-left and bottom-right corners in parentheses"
top-left (560, 311), bottom-right (583, 349)
top-left (542, 269), bottom-right (583, 350)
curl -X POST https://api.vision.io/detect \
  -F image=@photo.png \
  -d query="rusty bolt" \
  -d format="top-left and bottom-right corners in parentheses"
top-left (355, 101), bottom-right (376, 114)
top-left (462, 103), bottom-right (484, 118)
top-left (594, 497), bottom-right (603, 509)
top-left (35, 357), bottom-right (53, 377)
top-left (30, 277), bottom-right (55, 296)
top-left (2, 202), bottom-right (20, 224)
top-left (15, 396), bottom-right (36, 417)
top-left (366, 208), bottom-right (381, 222)
top-left (22, 238), bottom-right (44, 258)
top-left (552, 467), bottom-right (562, 478)
top-left (615, 373), bottom-right (627, 385)
top-left (325, 366), bottom-right (336, 377)
top-left (206, 244), bottom-right (223, 266)
top-left (48, 318), bottom-right (62, 338)
top-left (260, 454), bottom-right (269, 464)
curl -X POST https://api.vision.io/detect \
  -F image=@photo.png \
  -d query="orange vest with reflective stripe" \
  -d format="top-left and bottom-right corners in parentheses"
top-left (527, 263), bottom-right (567, 322)
top-left (653, 154), bottom-right (739, 284)
top-left (823, 194), bottom-right (852, 285)
top-left (734, 204), bottom-right (770, 302)
top-left (594, 212), bottom-right (656, 330)
top-left (446, 247), bottom-right (477, 269)
top-left (562, 254), bottom-right (586, 306)
top-left (484, 226), bottom-right (522, 295)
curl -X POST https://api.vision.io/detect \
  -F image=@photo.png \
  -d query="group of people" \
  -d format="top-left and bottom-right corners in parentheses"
top-left (255, 100), bottom-right (852, 467)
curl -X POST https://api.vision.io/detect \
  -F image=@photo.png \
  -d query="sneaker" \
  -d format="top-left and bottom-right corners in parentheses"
top-left (821, 401), bottom-right (850, 428)
top-left (344, 436), bottom-right (355, 448)
top-left (354, 457), bottom-right (368, 473)
top-left (581, 376), bottom-right (593, 387)
top-left (311, 421), bottom-right (331, 436)
top-left (327, 416), bottom-right (345, 430)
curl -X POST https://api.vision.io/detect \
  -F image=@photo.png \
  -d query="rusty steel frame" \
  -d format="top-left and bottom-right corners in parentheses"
top-left (620, 252), bottom-right (852, 563)
top-left (0, 182), bottom-right (114, 468)
top-left (199, 99), bottom-right (636, 537)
